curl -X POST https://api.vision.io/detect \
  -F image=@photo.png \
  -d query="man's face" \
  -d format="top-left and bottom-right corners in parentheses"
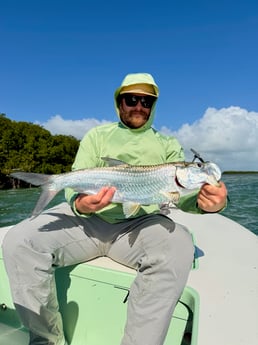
top-left (118, 93), bottom-right (155, 129)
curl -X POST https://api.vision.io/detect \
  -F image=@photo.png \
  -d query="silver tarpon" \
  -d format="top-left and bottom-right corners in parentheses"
top-left (11, 157), bottom-right (221, 218)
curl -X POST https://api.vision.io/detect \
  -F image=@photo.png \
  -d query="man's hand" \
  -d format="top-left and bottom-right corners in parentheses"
top-left (75, 187), bottom-right (116, 214)
top-left (197, 181), bottom-right (228, 213)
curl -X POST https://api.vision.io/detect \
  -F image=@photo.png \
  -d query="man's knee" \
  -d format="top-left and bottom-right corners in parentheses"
top-left (2, 224), bottom-right (23, 258)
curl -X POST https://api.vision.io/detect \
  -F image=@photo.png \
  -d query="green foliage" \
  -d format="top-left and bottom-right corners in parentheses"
top-left (0, 114), bottom-right (79, 179)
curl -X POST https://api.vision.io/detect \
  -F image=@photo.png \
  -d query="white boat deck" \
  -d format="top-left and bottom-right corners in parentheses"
top-left (1, 210), bottom-right (258, 345)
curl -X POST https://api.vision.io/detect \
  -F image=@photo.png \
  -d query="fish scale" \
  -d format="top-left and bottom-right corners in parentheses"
top-left (56, 166), bottom-right (174, 204)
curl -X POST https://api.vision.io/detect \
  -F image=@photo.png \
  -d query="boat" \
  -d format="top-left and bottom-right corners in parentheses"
top-left (1, 208), bottom-right (258, 345)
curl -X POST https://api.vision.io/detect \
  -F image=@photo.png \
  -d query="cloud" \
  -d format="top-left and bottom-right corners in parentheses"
top-left (160, 106), bottom-right (258, 171)
top-left (41, 114), bottom-right (111, 139)
top-left (40, 108), bottom-right (258, 171)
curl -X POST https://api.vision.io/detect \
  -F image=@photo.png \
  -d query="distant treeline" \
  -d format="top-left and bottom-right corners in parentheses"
top-left (0, 113), bottom-right (79, 189)
top-left (223, 171), bottom-right (258, 174)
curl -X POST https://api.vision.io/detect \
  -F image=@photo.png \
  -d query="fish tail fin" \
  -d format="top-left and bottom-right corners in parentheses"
top-left (11, 172), bottom-right (51, 186)
top-left (11, 172), bottom-right (58, 217)
top-left (31, 187), bottom-right (58, 218)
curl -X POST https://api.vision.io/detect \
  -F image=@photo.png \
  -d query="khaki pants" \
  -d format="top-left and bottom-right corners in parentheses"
top-left (2, 202), bottom-right (194, 345)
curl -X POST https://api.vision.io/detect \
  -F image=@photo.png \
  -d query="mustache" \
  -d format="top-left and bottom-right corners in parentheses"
top-left (130, 110), bottom-right (149, 116)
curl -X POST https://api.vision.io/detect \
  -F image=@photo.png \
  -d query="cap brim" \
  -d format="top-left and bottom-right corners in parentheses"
top-left (119, 89), bottom-right (158, 97)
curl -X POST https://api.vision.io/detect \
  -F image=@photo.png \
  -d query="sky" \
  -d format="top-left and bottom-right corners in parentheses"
top-left (1, 0), bottom-right (258, 171)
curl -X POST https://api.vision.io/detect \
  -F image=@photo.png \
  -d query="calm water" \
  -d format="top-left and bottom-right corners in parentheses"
top-left (221, 174), bottom-right (258, 235)
top-left (0, 174), bottom-right (257, 235)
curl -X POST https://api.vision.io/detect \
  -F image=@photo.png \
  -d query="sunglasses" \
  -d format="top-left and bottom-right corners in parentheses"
top-left (122, 94), bottom-right (156, 109)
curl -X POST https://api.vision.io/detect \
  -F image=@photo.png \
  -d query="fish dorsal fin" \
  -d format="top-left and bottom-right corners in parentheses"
top-left (122, 202), bottom-right (141, 218)
top-left (101, 157), bottom-right (130, 167)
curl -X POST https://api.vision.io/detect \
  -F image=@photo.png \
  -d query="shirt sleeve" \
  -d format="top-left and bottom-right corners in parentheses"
top-left (65, 128), bottom-right (101, 211)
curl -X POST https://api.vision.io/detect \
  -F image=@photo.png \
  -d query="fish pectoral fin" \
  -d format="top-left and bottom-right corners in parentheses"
top-left (122, 202), bottom-right (141, 218)
top-left (101, 157), bottom-right (130, 167)
top-left (160, 191), bottom-right (180, 203)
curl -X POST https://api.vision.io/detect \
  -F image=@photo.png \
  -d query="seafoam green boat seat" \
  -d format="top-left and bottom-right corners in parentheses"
top-left (0, 249), bottom-right (199, 345)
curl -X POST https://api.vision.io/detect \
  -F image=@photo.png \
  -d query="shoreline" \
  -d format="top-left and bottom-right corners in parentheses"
top-left (222, 171), bottom-right (258, 174)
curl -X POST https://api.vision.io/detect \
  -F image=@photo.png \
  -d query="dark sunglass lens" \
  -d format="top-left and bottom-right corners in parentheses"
top-left (124, 95), bottom-right (138, 107)
top-left (141, 96), bottom-right (155, 108)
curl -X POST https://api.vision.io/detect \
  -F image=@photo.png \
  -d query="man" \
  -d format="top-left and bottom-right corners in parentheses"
top-left (3, 73), bottom-right (227, 345)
